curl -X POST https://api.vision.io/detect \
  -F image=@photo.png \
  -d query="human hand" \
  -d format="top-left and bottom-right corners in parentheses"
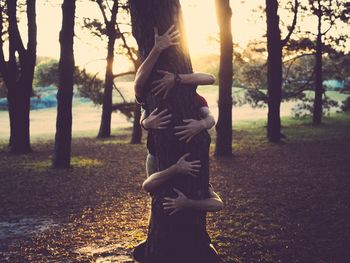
top-left (151, 70), bottom-right (175, 99)
top-left (174, 153), bottom-right (201, 177)
top-left (174, 119), bottom-right (206, 143)
top-left (163, 188), bottom-right (189, 215)
top-left (153, 25), bottom-right (180, 53)
top-left (142, 108), bottom-right (172, 130)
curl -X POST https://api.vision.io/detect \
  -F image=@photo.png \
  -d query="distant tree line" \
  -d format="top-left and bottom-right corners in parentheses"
top-left (0, 0), bottom-right (349, 166)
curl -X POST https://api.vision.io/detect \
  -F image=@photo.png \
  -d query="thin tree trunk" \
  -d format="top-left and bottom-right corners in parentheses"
top-left (53, 0), bottom-right (76, 168)
top-left (214, 0), bottom-right (233, 156)
top-left (313, 1), bottom-right (323, 125)
top-left (98, 30), bottom-right (116, 138)
top-left (130, 102), bottom-right (142, 143)
top-left (130, 1), bottom-right (215, 262)
top-left (266, 0), bottom-right (283, 142)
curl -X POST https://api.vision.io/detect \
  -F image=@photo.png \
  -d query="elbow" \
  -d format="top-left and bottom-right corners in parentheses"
top-left (212, 199), bottom-right (224, 212)
top-left (142, 181), bottom-right (151, 193)
top-left (208, 74), bottom-right (216, 85)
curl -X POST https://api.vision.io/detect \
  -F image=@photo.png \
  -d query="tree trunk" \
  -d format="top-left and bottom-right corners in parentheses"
top-left (313, 2), bottom-right (323, 125)
top-left (52, 0), bottom-right (75, 168)
top-left (130, 1), bottom-right (215, 262)
top-left (266, 0), bottom-right (282, 142)
top-left (5, 0), bottom-right (36, 154)
top-left (214, 0), bottom-right (233, 156)
top-left (130, 102), bottom-right (142, 144)
top-left (98, 26), bottom-right (116, 138)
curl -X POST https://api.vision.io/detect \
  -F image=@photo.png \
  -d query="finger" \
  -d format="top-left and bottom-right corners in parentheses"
top-left (152, 80), bottom-right (163, 86)
top-left (190, 164), bottom-right (201, 168)
top-left (157, 70), bottom-right (169, 75)
top-left (159, 114), bottom-right (172, 121)
top-left (163, 89), bottom-right (169, 99)
top-left (164, 206), bottom-right (176, 211)
top-left (180, 153), bottom-right (190, 161)
top-left (189, 160), bottom-right (201, 164)
top-left (179, 135), bottom-right (190, 141)
top-left (169, 29), bottom-right (180, 37)
top-left (169, 34), bottom-right (180, 42)
top-left (189, 172), bottom-right (198, 177)
top-left (174, 125), bottom-right (188, 130)
top-left (173, 188), bottom-right (184, 196)
top-left (169, 209), bottom-right (179, 216)
top-left (189, 168), bottom-right (200, 173)
top-left (159, 120), bottom-right (171, 127)
top-left (186, 135), bottom-right (194, 143)
top-left (165, 24), bottom-right (175, 35)
top-left (183, 119), bottom-right (194, 123)
top-left (150, 108), bottom-right (158, 116)
top-left (154, 27), bottom-right (159, 37)
top-left (157, 110), bottom-right (170, 118)
top-left (164, 197), bottom-right (174, 201)
top-left (174, 130), bottom-right (189, 136)
top-left (170, 41), bottom-right (180, 46)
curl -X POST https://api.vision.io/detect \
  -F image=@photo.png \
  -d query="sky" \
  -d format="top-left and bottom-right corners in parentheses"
top-left (15, 0), bottom-right (349, 75)
top-left (24, 0), bottom-right (266, 74)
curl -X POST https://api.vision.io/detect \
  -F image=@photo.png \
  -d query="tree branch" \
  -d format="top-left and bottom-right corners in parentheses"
top-left (97, 0), bottom-right (109, 26)
top-left (281, 0), bottom-right (299, 46)
top-left (113, 70), bottom-right (135, 79)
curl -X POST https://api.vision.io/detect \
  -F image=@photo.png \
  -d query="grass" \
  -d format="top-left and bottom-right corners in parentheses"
top-left (0, 113), bottom-right (350, 262)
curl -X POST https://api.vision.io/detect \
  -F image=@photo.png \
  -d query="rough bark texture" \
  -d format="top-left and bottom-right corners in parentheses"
top-left (266, 0), bottom-right (283, 142)
top-left (52, 0), bottom-right (75, 168)
top-left (214, 0), bottom-right (233, 156)
top-left (130, 1), bottom-right (214, 262)
top-left (313, 0), bottom-right (323, 125)
top-left (2, 0), bottom-right (36, 154)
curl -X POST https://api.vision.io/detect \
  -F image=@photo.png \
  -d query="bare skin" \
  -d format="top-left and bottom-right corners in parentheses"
top-left (142, 153), bottom-right (201, 192)
top-left (163, 186), bottom-right (224, 215)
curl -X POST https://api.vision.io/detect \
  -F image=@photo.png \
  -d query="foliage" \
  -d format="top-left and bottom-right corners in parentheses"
top-left (341, 96), bottom-right (350, 112)
top-left (291, 94), bottom-right (339, 118)
top-left (34, 59), bottom-right (104, 104)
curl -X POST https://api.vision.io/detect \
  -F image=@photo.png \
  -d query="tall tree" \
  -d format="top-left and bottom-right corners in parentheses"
top-left (214, 0), bottom-right (233, 156)
top-left (52, 0), bottom-right (76, 168)
top-left (0, 0), bottom-right (37, 153)
top-left (265, 0), bottom-right (298, 142)
top-left (307, 0), bottom-right (349, 125)
top-left (83, 3), bottom-right (142, 142)
top-left (96, 0), bottom-right (119, 138)
top-left (130, 1), bottom-right (215, 262)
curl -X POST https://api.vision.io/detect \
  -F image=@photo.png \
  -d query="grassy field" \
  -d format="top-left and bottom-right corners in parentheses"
top-left (0, 113), bottom-right (350, 262)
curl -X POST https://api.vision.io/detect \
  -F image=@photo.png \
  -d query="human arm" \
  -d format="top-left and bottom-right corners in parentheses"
top-left (141, 108), bottom-right (172, 130)
top-left (174, 106), bottom-right (215, 143)
top-left (163, 186), bottom-right (224, 215)
top-left (134, 26), bottom-right (180, 101)
top-left (142, 153), bottom-right (201, 193)
top-left (152, 71), bottom-right (215, 99)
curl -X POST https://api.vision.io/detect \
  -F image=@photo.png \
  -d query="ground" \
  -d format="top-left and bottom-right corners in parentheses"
top-left (0, 113), bottom-right (350, 263)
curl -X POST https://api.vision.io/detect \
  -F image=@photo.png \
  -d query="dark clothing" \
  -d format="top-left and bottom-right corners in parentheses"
top-left (140, 93), bottom-right (209, 156)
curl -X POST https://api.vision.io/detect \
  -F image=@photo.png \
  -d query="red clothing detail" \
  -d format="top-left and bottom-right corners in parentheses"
top-left (196, 93), bottom-right (208, 108)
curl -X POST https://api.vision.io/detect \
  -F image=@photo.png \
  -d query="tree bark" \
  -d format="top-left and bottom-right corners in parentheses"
top-left (214, 0), bottom-right (233, 156)
top-left (52, 0), bottom-right (76, 168)
top-left (130, 1), bottom-right (215, 262)
top-left (266, 0), bottom-right (283, 142)
top-left (4, 0), bottom-right (36, 154)
top-left (97, 1), bottom-right (119, 138)
top-left (130, 102), bottom-right (142, 144)
top-left (313, 0), bottom-right (323, 125)
top-left (98, 30), bottom-right (116, 138)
